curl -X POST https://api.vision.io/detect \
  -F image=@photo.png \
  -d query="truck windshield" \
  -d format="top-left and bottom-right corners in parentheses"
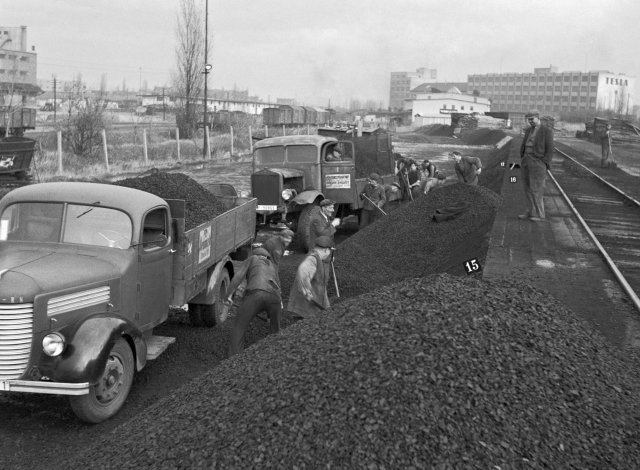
top-left (287, 145), bottom-right (317, 163)
top-left (0, 202), bottom-right (133, 249)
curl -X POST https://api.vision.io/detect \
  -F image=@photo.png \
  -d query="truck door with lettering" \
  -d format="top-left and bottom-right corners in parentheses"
top-left (320, 141), bottom-right (356, 204)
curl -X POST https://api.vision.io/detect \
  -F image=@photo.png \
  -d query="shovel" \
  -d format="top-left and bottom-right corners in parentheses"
top-left (362, 194), bottom-right (388, 216)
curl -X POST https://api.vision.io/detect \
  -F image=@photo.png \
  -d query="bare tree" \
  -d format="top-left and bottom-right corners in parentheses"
top-left (174, 0), bottom-right (205, 139)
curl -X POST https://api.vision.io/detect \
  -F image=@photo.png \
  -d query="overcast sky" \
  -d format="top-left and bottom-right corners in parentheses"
top-left (2, 0), bottom-right (638, 108)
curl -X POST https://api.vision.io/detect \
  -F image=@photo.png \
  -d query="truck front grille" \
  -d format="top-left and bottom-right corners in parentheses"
top-left (0, 303), bottom-right (34, 380)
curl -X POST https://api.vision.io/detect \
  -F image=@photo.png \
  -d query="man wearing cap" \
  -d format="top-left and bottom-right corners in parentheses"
top-left (308, 198), bottom-right (340, 251)
top-left (326, 146), bottom-right (343, 162)
top-left (286, 235), bottom-right (334, 319)
top-left (518, 110), bottom-right (554, 222)
top-left (226, 229), bottom-right (294, 356)
top-left (359, 172), bottom-right (387, 228)
top-left (449, 151), bottom-right (482, 186)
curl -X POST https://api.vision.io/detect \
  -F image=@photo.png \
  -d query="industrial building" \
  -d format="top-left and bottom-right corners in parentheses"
top-left (408, 84), bottom-right (491, 126)
top-left (0, 25), bottom-right (40, 132)
top-left (389, 66), bottom-right (438, 111)
top-left (468, 66), bottom-right (635, 116)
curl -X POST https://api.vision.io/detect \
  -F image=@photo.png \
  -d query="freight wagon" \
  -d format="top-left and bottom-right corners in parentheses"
top-left (0, 182), bottom-right (256, 423)
top-left (262, 106), bottom-right (333, 127)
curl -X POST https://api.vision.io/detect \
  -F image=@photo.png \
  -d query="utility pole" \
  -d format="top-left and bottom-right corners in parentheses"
top-left (202, 0), bottom-right (210, 159)
top-left (53, 75), bottom-right (57, 123)
top-left (162, 87), bottom-right (166, 121)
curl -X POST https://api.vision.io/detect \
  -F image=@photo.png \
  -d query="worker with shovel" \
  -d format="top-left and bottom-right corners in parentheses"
top-left (359, 172), bottom-right (387, 228)
top-left (600, 123), bottom-right (617, 168)
top-left (286, 235), bottom-right (335, 320)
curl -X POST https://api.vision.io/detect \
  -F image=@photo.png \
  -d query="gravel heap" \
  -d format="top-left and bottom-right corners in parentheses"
top-left (113, 171), bottom-right (227, 230)
top-left (65, 274), bottom-right (640, 469)
top-left (328, 183), bottom-right (502, 298)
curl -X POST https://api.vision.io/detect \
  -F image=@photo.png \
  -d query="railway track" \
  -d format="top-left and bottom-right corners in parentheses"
top-left (550, 146), bottom-right (640, 311)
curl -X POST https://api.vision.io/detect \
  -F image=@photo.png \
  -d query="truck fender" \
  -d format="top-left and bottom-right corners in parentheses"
top-left (291, 189), bottom-right (324, 206)
top-left (190, 255), bottom-right (232, 305)
top-left (53, 315), bottom-right (145, 384)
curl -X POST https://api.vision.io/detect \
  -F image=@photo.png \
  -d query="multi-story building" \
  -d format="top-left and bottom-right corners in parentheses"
top-left (389, 66), bottom-right (437, 111)
top-left (0, 25), bottom-right (40, 132)
top-left (468, 66), bottom-right (634, 116)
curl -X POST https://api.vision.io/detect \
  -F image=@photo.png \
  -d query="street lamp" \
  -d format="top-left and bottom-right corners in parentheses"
top-left (202, 63), bottom-right (212, 158)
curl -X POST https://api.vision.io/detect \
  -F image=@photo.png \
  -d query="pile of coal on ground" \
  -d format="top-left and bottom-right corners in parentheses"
top-left (332, 182), bottom-right (502, 299)
top-left (113, 171), bottom-right (227, 230)
top-left (459, 128), bottom-right (507, 146)
top-left (416, 124), bottom-right (454, 136)
top-left (63, 274), bottom-right (640, 469)
top-left (477, 140), bottom-right (511, 194)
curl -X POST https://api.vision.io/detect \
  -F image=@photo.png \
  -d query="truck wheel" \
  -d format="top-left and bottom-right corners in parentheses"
top-left (188, 303), bottom-right (204, 327)
top-left (297, 204), bottom-right (320, 252)
top-left (69, 338), bottom-right (134, 424)
top-left (201, 269), bottom-right (231, 327)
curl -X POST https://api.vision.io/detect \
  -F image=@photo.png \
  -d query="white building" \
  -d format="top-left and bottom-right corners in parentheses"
top-left (408, 85), bottom-right (491, 126)
top-left (389, 66), bottom-right (438, 111)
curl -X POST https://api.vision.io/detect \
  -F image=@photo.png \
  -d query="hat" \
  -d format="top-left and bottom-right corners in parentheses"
top-left (368, 172), bottom-right (381, 182)
top-left (319, 199), bottom-right (335, 207)
top-left (525, 110), bottom-right (540, 118)
top-left (314, 235), bottom-right (334, 248)
top-left (448, 151), bottom-right (461, 158)
top-left (279, 228), bottom-right (294, 238)
top-left (333, 147), bottom-right (342, 153)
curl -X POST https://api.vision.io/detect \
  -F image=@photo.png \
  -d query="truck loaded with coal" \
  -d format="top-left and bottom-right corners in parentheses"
top-left (0, 178), bottom-right (256, 423)
top-left (250, 126), bottom-right (402, 250)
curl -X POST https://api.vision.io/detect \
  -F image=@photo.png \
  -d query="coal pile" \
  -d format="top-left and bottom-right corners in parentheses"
top-left (332, 183), bottom-right (502, 298)
top-left (459, 128), bottom-right (507, 146)
top-left (65, 274), bottom-right (640, 469)
top-left (113, 171), bottom-right (227, 230)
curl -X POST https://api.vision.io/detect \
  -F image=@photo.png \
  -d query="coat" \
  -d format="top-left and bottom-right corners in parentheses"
top-left (519, 124), bottom-right (554, 168)
top-left (309, 210), bottom-right (336, 249)
top-left (286, 252), bottom-right (330, 318)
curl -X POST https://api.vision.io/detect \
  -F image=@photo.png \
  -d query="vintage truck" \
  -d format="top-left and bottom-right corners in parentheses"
top-left (0, 181), bottom-right (256, 423)
top-left (251, 127), bottom-right (400, 250)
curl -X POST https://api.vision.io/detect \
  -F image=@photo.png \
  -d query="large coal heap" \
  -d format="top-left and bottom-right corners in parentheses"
top-left (113, 171), bottom-right (227, 230)
top-left (66, 274), bottom-right (640, 469)
top-left (332, 182), bottom-right (502, 298)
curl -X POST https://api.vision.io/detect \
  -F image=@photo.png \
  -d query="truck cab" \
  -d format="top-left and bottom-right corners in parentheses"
top-left (0, 181), bottom-right (256, 423)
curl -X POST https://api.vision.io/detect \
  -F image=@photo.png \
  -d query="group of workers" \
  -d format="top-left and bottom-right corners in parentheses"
top-left (225, 225), bottom-right (336, 357)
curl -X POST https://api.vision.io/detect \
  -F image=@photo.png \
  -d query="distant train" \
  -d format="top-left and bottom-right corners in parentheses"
top-left (262, 105), bottom-right (334, 126)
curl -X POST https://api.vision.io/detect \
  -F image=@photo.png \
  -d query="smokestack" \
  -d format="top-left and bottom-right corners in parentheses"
top-left (20, 25), bottom-right (27, 52)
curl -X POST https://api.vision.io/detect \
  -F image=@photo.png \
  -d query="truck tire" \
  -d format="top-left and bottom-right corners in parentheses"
top-left (69, 338), bottom-right (134, 424)
top-left (188, 303), bottom-right (204, 327)
top-left (201, 268), bottom-right (231, 328)
top-left (297, 204), bottom-right (320, 252)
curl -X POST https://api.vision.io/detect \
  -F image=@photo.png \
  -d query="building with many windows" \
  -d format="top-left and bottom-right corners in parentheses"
top-left (0, 25), bottom-right (40, 132)
top-left (389, 66), bottom-right (438, 111)
top-left (468, 66), bottom-right (634, 116)
top-left (409, 84), bottom-right (491, 126)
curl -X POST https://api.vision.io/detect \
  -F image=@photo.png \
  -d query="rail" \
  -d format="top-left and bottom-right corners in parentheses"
top-left (549, 149), bottom-right (640, 313)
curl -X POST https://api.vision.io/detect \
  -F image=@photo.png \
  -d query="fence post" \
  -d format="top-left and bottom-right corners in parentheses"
top-left (249, 125), bottom-right (253, 154)
top-left (307, 124), bottom-right (310, 135)
top-left (282, 124), bottom-right (285, 136)
top-left (205, 126), bottom-right (211, 159)
top-left (176, 127), bottom-right (181, 161)
top-left (101, 129), bottom-right (109, 172)
top-left (57, 130), bottom-right (63, 173)
top-left (230, 126), bottom-right (234, 157)
top-left (265, 125), bottom-right (268, 137)
top-left (143, 128), bottom-right (149, 164)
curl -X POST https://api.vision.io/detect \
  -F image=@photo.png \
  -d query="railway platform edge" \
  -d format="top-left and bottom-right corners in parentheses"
top-left (482, 141), bottom-right (640, 349)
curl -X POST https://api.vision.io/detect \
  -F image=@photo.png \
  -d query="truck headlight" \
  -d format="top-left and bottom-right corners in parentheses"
top-left (42, 333), bottom-right (66, 357)
top-left (281, 189), bottom-right (296, 201)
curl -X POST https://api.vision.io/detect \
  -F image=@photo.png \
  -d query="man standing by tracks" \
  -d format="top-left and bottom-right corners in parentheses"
top-left (518, 110), bottom-right (554, 222)
top-left (600, 123), bottom-right (617, 169)
top-left (226, 229), bottom-right (294, 356)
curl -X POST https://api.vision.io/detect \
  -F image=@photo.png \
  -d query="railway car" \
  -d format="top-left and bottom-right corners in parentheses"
top-left (262, 107), bottom-right (282, 126)
top-left (302, 106), bottom-right (318, 126)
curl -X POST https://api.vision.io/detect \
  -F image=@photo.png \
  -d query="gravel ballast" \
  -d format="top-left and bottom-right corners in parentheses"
top-left (65, 274), bottom-right (640, 469)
